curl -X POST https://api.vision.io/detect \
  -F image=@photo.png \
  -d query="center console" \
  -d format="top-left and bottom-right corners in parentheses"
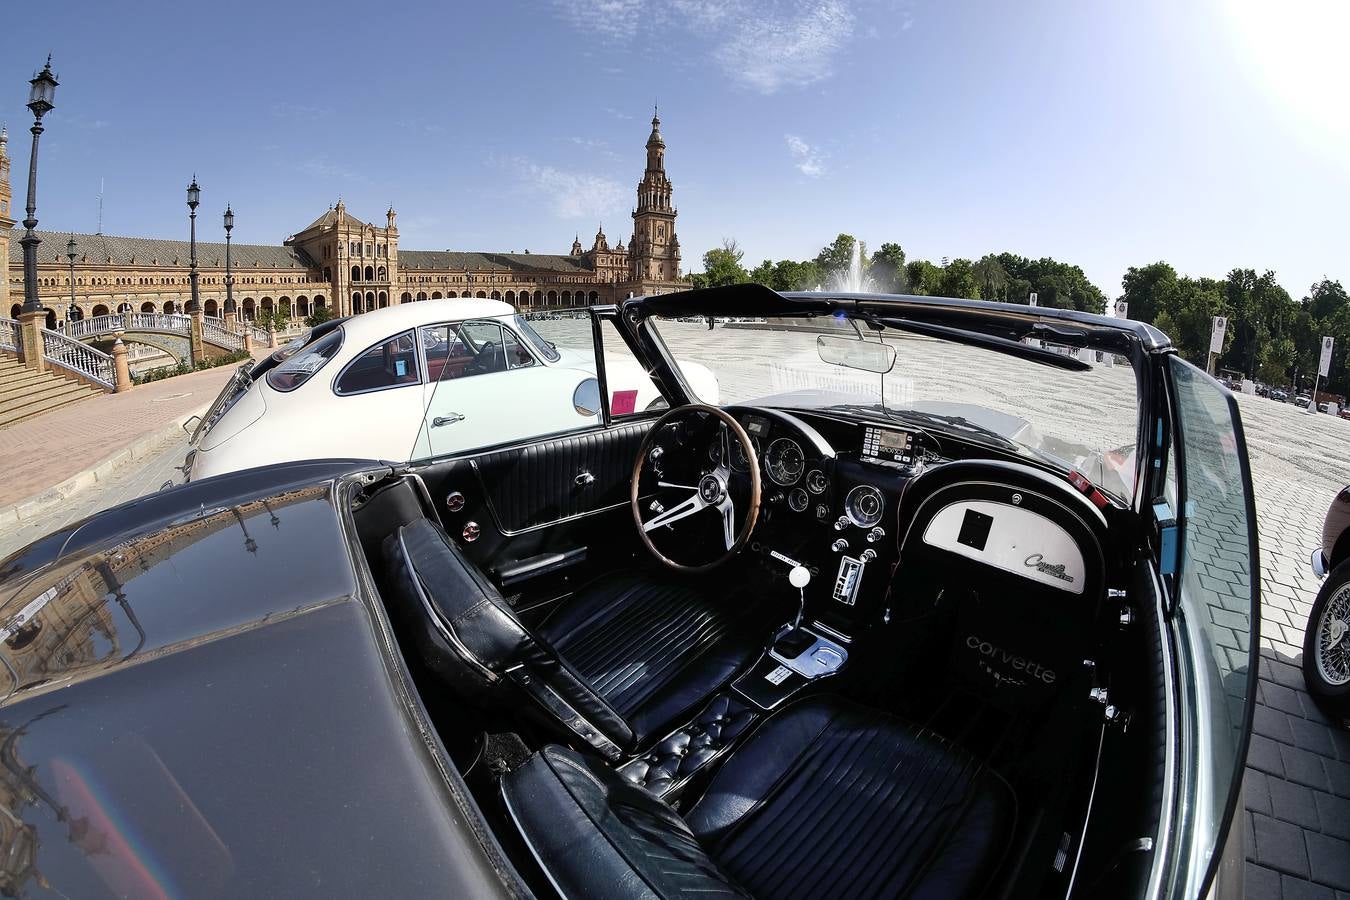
top-left (732, 623), bottom-right (850, 710)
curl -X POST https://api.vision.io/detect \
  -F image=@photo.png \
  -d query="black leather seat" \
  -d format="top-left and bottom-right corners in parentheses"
top-left (383, 519), bottom-right (772, 757)
top-left (502, 696), bottom-right (1015, 899)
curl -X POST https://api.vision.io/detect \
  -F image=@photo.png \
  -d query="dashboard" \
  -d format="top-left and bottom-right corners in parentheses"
top-left (717, 406), bottom-right (1102, 638)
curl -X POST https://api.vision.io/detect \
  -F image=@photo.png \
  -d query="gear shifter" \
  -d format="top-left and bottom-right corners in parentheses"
top-left (772, 565), bottom-right (814, 659)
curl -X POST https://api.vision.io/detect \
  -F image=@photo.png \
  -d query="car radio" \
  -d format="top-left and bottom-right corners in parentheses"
top-left (861, 426), bottom-right (915, 467)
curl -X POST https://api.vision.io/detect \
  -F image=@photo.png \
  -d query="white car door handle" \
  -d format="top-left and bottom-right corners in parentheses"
top-left (432, 413), bottom-right (466, 427)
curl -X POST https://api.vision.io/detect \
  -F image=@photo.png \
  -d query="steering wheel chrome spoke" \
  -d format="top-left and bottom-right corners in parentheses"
top-left (643, 490), bottom-right (706, 532)
top-left (718, 496), bottom-right (736, 550)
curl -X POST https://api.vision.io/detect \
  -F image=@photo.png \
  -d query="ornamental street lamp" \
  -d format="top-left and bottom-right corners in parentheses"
top-left (65, 234), bottom-right (78, 323)
top-left (19, 56), bottom-right (58, 315)
top-left (223, 204), bottom-right (235, 316)
top-left (186, 176), bottom-right (201, 315)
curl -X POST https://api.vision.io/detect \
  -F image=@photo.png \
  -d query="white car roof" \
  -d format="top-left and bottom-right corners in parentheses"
top-left (336, 298), bottom-right (517, 345)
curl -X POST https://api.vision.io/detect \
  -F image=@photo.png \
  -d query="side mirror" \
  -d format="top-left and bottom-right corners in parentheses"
top-left (573, 378), bottom-right (601, 417)
top-left (817, 335), bottom-right (896, 374)
top-left (182, 415), bottom-right (202, 435)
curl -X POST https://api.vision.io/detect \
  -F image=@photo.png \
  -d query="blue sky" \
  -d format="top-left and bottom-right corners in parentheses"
top-left (3, 0), bottom-right (1346, 300)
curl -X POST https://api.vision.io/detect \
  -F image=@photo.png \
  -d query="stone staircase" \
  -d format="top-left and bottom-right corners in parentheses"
top-left (0, 353), bottom-right (102, 429)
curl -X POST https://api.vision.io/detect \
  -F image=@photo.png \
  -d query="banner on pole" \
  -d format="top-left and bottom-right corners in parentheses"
top-left (1319, 336), bottom-right (1334, 378)
top-left (1028, 292), bottom-right (1038, 308)
top-left (1209, 316), bottom-right (1228, 355)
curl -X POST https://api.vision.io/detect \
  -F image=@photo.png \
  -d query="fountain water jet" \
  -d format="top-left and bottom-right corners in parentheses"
top-left (828, 239), bottom-right (874, 292)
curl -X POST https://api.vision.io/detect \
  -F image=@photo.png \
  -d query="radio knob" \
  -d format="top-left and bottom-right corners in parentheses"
top-left (831, 539), bottom-right (849, 553)
top-left (834, 516), bottom-right (850, 531)
top-left (861, 549), bottom-right (877, 562)
top-left (867, 526), bottom-right (885, 543)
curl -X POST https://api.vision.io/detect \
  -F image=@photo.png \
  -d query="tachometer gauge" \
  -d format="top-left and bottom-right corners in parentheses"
top-left (765, 438), bottom-right (806, 486)
top-left (845, 485), bottom-right (885, 528)
top-left (725, 435), bottom-right (761, 472)
top-left (806, 469), bottom-right (828, 495)
top-left (787, 488), bottom-right (810, 512)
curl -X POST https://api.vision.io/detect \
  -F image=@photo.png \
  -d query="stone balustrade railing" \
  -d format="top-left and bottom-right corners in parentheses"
top-left (0, 318), bottom-right (19, 353)
top-left (41, 327), bottom-right (116, 390)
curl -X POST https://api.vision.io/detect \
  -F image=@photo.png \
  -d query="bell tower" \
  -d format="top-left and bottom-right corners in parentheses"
top-left (0, 126), bottom-right (13, 313)
top-left (629, 110), bottom-right (680, 285)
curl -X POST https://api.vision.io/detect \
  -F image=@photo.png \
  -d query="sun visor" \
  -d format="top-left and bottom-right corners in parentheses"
top-left (624, 284), bottom-right (840, 320)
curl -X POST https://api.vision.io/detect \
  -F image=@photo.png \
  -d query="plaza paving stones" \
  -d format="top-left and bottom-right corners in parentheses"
top-left (3, 322), bottom-right (1350, 897)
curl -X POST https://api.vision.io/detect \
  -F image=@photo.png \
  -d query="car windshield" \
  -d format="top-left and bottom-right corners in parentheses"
top-left (648, 313), bottom-right (1141, 500)
top-left (265, 327), bottom-right (344, 392)
top-left (514, 314), bottom-right (561, 362)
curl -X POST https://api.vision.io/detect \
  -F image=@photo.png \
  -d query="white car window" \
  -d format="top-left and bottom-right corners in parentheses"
top-left (334, 330), bottom-right (421, 395)
top-left (424, 321), bottom-right (535, 382)
top-left (265, 328), bottom-right (344, 392)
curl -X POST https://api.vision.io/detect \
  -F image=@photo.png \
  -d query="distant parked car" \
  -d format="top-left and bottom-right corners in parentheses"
top-left (1271, 389), bottom-right (1289, 403)
top-left (1319, 402), bottom-right (1334, 415)
top-left (185, 299), bottom-right (717, 481)
top-left (1340, 408), bottom-right (1350, 421)
top-left (1308, 486), bottom-right (1350, 716)
top-left (1296, 395), bottom-right (1313, 408)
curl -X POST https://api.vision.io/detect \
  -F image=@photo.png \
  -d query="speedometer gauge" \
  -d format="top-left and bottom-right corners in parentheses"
top-left (765, 438), bottom-right (806, 486)
top-left (806, 469), bottom-right (828, 495)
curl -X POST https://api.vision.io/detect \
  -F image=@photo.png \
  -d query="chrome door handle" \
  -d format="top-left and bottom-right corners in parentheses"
top-left (432, 413), bottom-right (466, 427)
top-left (574, 470), bottom-right (595, 486)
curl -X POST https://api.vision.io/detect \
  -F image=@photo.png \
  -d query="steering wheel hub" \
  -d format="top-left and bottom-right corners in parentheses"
top-left (699, 473), bottom-right (727, 505)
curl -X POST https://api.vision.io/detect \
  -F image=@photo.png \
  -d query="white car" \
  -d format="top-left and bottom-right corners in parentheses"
top-left (187, 299), bottom-right (717, 481)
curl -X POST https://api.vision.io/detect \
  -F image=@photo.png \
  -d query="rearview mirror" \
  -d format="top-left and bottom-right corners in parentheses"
top-left (817, 335), bottom-right (896, 374)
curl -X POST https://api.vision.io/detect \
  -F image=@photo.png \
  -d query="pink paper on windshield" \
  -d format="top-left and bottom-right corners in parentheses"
top-left (611, 390), bottom-right (638, 415)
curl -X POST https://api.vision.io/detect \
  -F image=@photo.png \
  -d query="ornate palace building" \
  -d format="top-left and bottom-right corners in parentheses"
top-left (1, 114), bottom-right (684, 326)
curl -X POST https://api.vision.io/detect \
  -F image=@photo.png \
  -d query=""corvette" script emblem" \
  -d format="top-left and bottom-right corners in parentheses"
top-left (1024, 553), bottom-right (1074, 583)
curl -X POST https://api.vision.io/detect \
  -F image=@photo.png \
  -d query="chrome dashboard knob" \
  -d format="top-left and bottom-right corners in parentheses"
top-left (861, 549), bottom-right (877, 562)
top-left (831, 539), bottom-right (848, 553)
top-left (834, 516), bottom-right (849, 531)
top-left (867, 526), bottom-right (885, 543)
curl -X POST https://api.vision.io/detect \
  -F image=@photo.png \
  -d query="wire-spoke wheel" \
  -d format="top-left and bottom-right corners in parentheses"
top-left (1303, 561), bottom-right (1350, 716)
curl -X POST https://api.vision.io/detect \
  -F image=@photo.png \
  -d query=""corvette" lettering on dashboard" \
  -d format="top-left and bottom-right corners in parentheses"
top-left (966, 634), bottom-right (1057, 684)
top-left (1023, 553), bottom-right (1075, 583)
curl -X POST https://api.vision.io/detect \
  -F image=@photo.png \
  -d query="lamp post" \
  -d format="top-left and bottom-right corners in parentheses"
top-left (65, 234), bottom-right (78, 325)
top-left (223, 204), bottom-right (235, 324)
top-left (19, 57), bottom-right (57, 316)
top-left (185, 177), bottom-right (203, 365)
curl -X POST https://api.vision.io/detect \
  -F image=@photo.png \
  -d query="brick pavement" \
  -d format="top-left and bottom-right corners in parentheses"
top-left (0, 350), bottom-right (268, 512)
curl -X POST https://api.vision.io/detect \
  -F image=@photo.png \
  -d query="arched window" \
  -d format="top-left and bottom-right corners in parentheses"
top-left (491, 291), bottom-right (501, 300)
top-left (534, 291), bottom-right (543, 305)
top-left (352, 292), bottom-right (362, 313)
top-left (141, 302), bottom-right (156, 313)
top-left (365, 291), bottom-right (375, 312)
top-left (279, 297), bottom-right (292, 317)
top-left (365, 266), bottom-right (374, 281)
top-left (92, 304), bottom-right (110, 317)
top-left (476, 291), bottom-right (486, 298)
top-left (314, 296), bottom-right (326, 309)
top-left (351, 266), bottom-right (361, 281)
top-left (377, 267), bottom-right (387, 280)
top-left (204, 299), bottom-right (218, 317)
top-left (45, 309), bottom-right (57, 330)
top-left (547, 290), bottom-right (557, 305)
top-left (561, 291), bottom-right (571, 304)
top-left (163, 301), bottom-right (176, 314)
top-left (261, 298), bottom-right (274, 315)
top-left (505, 291), bottom-right (515, 303)
top-left (431, 291), bottom-right (442, 299)
top-left (589, 291), bottom-right (598, 302)
top-left (10, 303), bottom-right (22, 319)
top-left (378, 291), bottom-right (388, 308)
top-left (297, 297), bottom-right (310, 317)
top-left (401, 292), bottom-right (412, 303)
top-left (323, 267), bottom-right (331, 281)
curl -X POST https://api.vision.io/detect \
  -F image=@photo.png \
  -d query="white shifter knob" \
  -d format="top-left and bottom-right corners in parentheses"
top-left (789, 566), bottom-right (811, 588)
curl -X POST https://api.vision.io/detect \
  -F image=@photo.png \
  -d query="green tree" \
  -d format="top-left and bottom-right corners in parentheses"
top-left (702, 239), bottom-right (750, 288)
top-left (1118, 262), bottom-right (1178, 324)
top-left (305, 305), bottom-right (336, 328)
top-left (972, 254), bottom-right (1008, 301)
top-left (904, 260), bottom-right (943, 296)
top-left (937, 258), bottom-right (979, 300)
top-left (749, 259), bottom-right (775, 286)
top-left (814, 234), bottom-right (864, 286)
top-left (869, 243), bottom-right (907, 292)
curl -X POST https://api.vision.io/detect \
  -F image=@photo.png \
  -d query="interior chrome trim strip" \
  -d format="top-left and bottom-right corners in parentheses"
top-left (809, 620), bottom-right (853, 644)
top-left (1146, 559), bottom-right (1179, 900)
top-left (768, 627), bottom-right (849, 679)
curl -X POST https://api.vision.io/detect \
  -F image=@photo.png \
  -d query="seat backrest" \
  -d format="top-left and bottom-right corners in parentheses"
top-left (382, 519), bottom-right (635, 757)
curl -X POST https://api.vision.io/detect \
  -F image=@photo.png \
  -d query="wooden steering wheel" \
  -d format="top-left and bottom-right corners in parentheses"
top-left (631, 404), bottom-right (762, 573)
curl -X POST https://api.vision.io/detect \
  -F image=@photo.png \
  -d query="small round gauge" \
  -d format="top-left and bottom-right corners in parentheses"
top-left (765, 438), bottom-right (806, 486)
top-left (845, 485), bottom-right (885, 528)
top-left (725, 435), bottom-right (761, 473)
top-left (787, 488), bottom-right (810, 512)
top-left (806, 469), bottom-right (829, 495)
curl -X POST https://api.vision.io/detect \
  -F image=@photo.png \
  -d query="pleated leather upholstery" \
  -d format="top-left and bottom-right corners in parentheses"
top-left (502, 745), bottom-right (746, 899)
top-left (504, 697), bottom-right (1015, 900)
top-left (687, 697), bottom-right (1015, 900)
top-left (473, 421), bottom-right (651, 532)
top-left (539, 574), bottom-right (772, 746)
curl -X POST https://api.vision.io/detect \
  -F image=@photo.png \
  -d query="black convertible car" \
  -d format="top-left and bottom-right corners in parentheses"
top-left (0, 285), bottom-right (1257, 899)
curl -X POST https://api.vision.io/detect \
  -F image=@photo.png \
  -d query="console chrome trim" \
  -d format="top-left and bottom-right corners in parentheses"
top-left (769, 627), bottom-right (849, 679)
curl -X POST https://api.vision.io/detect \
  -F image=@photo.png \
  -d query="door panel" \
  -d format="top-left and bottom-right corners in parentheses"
top-left (417, 420), bottom-right (654, 604)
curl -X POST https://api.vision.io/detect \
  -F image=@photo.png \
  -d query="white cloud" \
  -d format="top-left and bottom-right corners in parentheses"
top-left (506, 157), bottom-right (627, 220)
top-left (715, 1), bottom-right (855, 93)
top-left (556, 0), bottom-right (857, 95)
top-left (785, 134), bottom-right (826, 177)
